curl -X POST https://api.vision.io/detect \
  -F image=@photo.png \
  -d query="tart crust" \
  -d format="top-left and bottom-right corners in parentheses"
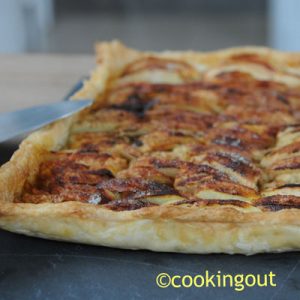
top-left (1, 41), bottom-right (300, 254)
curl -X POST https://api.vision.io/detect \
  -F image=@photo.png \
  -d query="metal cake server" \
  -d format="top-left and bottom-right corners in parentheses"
top-left (0, 100), bottom-right (92, 143)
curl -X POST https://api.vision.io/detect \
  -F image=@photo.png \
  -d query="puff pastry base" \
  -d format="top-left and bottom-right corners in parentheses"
top-left (1, 41), bottom-right (300, 254)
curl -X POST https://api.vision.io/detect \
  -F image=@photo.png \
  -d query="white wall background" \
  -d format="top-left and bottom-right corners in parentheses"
top-left (0, 0), bottom-right (54, 53)
top-left (1, 0), bottom-right (300, 53)
top-left (268, 0), bottom-right (300, 51)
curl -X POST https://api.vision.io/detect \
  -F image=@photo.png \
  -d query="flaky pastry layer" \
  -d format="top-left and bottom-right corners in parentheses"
top-left (1, 41), bottom-right (300, 254)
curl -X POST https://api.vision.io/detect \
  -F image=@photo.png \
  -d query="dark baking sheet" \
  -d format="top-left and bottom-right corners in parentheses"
top-left (0, 82), bottom-right (299, 300)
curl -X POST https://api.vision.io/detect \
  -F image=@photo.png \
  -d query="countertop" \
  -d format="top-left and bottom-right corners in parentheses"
top-left (0, 54), bottom-right (93, 113)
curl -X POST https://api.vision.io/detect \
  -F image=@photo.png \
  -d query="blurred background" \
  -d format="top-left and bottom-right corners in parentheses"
top-left (0, 0), bottom-right (299, 53)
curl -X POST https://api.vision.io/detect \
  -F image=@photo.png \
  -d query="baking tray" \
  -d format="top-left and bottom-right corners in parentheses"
top-left (0, 81), bottom-right (299, 300)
